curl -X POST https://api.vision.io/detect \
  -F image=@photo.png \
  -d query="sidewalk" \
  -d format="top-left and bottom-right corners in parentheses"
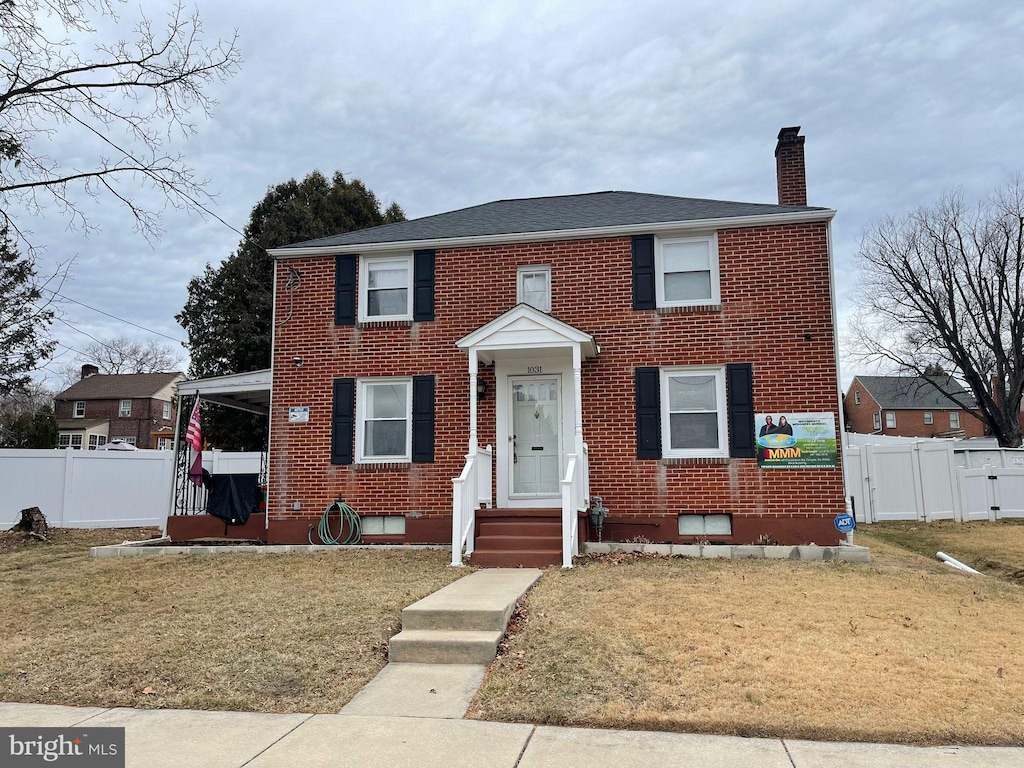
top-left (2, 701), bottom-right (1022, 767)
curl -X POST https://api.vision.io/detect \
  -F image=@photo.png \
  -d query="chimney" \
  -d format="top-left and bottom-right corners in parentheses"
top-left (775, 126), bottom-right (807, 206)
top-left (81, 364), bottom-right (99, 379)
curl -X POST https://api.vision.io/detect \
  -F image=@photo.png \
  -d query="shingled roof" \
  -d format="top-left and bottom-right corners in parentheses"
top-left (854, 375), bottom-right (977, 410)
top-left (274, 191), bottom-right (832, 250)
top-left (55, 372), bottom-right (185, 401)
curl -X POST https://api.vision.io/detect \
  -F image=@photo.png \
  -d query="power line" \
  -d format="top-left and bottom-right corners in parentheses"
top-left (41, 289), bottom-right (186, 344)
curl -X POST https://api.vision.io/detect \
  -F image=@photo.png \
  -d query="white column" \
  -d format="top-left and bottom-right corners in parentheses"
top-left (468, 351), bottom-right (479, 455)
top-left (573, 344), bottom-right (584, 460)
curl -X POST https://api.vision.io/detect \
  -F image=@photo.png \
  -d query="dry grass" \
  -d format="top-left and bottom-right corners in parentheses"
top-left (469, 548), bottom-right (1024, 746)
top-left (860, 520), bottom-right (1024, 580)
top-left (0, 529), bottom-right (464, 713)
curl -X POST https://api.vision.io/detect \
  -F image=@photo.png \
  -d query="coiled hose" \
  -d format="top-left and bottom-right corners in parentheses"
top-left (308, 500), bottom-right (361, 545)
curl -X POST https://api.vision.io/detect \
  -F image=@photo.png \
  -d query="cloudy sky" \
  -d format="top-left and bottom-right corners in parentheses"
top-left (16, 0), bottom-right (1024, 387)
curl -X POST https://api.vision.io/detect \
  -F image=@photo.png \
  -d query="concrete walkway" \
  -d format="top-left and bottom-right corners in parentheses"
top-left (5, 569), bottom-right (1022, 766)
top-left (2, 702), bottom-right (1022, 767)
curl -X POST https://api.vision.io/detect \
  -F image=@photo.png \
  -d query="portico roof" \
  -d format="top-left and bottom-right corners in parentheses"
top-left (456, 304), bottom-right (599, 364)
top-left (175, 369), bottom-right (272, 416)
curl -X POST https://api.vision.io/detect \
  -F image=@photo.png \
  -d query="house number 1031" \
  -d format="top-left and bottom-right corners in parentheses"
top-left (527, 366), bottom-right (542, 374)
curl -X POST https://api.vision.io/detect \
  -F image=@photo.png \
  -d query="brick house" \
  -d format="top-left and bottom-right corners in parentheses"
top-left (844, 375), bottom-right (985, 439)
top-left (252, 126), bottom-right (845, 563)
top-left (54, 365), bottom-right (184, 449)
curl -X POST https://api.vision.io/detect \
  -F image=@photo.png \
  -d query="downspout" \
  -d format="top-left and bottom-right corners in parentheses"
top-left (266, 257), bottom-right (279, 534)
top-left (827, 219), bottom-right (849, 506)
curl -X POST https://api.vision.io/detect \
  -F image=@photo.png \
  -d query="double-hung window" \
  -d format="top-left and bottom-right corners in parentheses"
top-left (656, 235), bottom-right (719, 308)
top-left (357, 379), bottom-right (412, 462)
top-left (360, 255), bottom-right (412, 321)
top-left (660, 367), bottom-right (728, 458)
top-left (74, 401), bottom-right (86, 418)
top-left (120, 399), bottom-right (132, 417)
top-left (923, 411), bottom-right (933, 425)
top-left (950, 412), bottom-right (960, 429)
top-left (885, 412), bottom-right (896, 429)
top-left (162, 402), bottom-right (171, 419)
top-left (873, 412), bottom-right (881, 430)
top-left (517, 266), bottom-right (551, 312)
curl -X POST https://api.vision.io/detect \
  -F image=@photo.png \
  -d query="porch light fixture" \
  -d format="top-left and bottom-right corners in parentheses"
top-left (476, 377), bottom-right (488, 400)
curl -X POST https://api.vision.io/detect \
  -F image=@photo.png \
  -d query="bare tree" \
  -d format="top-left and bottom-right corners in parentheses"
top-left (52, 335), bottom-right (183, 388)
top-left (851, 180), bottom-right (1024, 447)
top-left (0, 0), bottom-right (241, 248)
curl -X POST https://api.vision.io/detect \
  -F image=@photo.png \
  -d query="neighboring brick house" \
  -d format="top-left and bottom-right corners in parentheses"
top-left (245, 126), bottom-right (845, 560)
top-left (844, 375), bottom-right (985, 439)
top-left (54, 365), bottom-right (185, 449)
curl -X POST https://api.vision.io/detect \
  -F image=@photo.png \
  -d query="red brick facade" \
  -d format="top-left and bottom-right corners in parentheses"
top-left (267, 221), bottom-right (846, 546)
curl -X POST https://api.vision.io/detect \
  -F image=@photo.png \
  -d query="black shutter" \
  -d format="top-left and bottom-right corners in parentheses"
top-left (726, 363), bottom-right (756, 458)
top-left (331, 378), bottom-right (355, 465)
top-left (632, 235), bottom-right (656, 311)
top-left (334, 254), bottom-right (357, 325)
top-left (635, 367), bottom-right (661, 459)
top-left (411, 375), bottom-right (435, 462)
top-left (413, 249), bottom-right (435, 321)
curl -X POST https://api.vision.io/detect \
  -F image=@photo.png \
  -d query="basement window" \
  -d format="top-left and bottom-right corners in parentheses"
top-left (678, 514), bottom-right (732, 536)
top-left (360, 516), bottom-right (406, 535)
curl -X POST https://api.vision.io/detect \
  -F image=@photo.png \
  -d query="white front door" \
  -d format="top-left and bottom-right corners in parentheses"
top-left (510, 376), bottom-right (562, 497)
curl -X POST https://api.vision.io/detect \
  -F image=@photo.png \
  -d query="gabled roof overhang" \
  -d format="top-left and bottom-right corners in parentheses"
top-left (456, 304), bottom-right (599, 365)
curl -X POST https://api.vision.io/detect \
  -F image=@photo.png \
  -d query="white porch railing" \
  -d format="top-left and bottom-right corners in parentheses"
top-left (451, 444), bottom-right (492, 566)
top-left (560, 442), bottom-right (589, 568)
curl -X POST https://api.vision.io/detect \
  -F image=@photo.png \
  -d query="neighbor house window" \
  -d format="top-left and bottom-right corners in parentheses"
top-left (854, 391), bottom-right (861, 405)
top-left (359, 254), bottom-right (412, 321)
top-left (58, 433), bottom-right (83, 449)
top-left (660, 367), bottom-right (728, 458)
top-left (923, 411), bottom-right (933, 425)
top-left (356, 379), bottom-right (412, 462)
top-left (114, 436), bottom-right (136, 446)
top-left (885, 412), bottom-right (896, 429)
top-left (517, 266), bottom-right (551, 312)
top-left (119, 399), bottom-right (132, 417)
top-left (74, 401), bottom-right (85, 418)
top-left (656, 234), bottom-right (719, 308)
top-left (162, 402), bottom-right (171, 419)
top-left (950, 412), bottom-right (960, 429)
top-left (88, 434), bottom-right (107, 450)
top-left (157, 437), bottom-right (173, 450)
top-left (873, 413), bottom-right (881, 430)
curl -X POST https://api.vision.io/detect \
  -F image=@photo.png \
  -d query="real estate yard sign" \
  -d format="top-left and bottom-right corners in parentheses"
top-left (755, 412), bottom-right (837, 469)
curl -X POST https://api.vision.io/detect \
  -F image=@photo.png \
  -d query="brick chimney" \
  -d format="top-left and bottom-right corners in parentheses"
top-left (81, 364), bottom-right (99, 379)
top-left (775, 126), bottom-right (807, 206)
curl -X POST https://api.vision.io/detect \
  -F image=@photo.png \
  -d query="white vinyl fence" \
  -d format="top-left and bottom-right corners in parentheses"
top-left (843, 436), bottom-right (1024, 523)
top-left (0, 449), bottom-right (262, 529)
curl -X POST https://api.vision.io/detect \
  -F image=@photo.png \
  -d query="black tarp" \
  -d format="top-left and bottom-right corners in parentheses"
top-left (206, 474), bottom-right (259, 525)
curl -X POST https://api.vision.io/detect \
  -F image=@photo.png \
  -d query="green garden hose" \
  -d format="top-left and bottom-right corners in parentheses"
top-left (308, 500), bottom-right (361, 545)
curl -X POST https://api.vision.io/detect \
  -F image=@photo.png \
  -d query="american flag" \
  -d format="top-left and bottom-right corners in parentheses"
top-left (185, 397), bottom-right (203, 486)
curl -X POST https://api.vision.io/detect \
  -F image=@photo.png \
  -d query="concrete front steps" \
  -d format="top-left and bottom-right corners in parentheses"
top-left (469, 509), bottom-right (562, 567)
top-left (388, 568), bottom-right (542, 664)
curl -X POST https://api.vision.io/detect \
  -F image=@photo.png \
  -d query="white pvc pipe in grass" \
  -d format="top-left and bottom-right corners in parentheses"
top-left (937, 552), bottom-right (983, 575)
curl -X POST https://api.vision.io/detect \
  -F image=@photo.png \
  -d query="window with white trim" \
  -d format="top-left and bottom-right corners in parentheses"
top-left (119, 399), bottom-right (132, 417)
top-left (162, 401), bottom-right (171, 419)
top-left (359, 254), bottom-right (412, 321)
top-left (950, 412), bottom-right (960, 429)
top-left (656, 234), bottom-right (719, 308)
top-left (58, 433), bottom-right (83, 449)
top-left (113, 436), bottom-right (136, 446)
top-left (660, 367), bottom-right (728, 457)
top-left (923, 411), bottom-right (933, 425)
top-left (885, 412), bottom-right (896, 429)
top-left (157, 437), bottom-right (173, 450)
top-left (517, 266), bottom-right (551, 312)
top-left (356, 379), bottom-right (412, 462)
top-left (88, 434), bottom-right (107, 450)
top-left (873, 412), bottom-right (881, 430)
top-left (854, 391), bottom-right (861, 405)
top-left (74, 401), bottom-right (85, 418)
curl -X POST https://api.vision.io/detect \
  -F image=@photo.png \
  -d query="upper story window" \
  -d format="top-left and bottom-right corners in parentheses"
top-left (162, 402), bottom-right (171, 420)
top-left (923, 411), bottom-right (933, 425)
top-left (854, 391), bottom-right (861, 405)
top-left (656, 234), bottom-right (719, 308)
top-left (950, 412), bottom-right (960, 429)
top-left (119, 399), bottom-right (132, 417)
top-left (517, 266), bottom-right (551, 312)
top-left (356, 379), bottom-right (412, 462)
top-left (660, 366), bottom-right (728, 458)
top-left (74, 401), bottom-right (85, 418)
top-left (360, 254), bottom-right (412, 321)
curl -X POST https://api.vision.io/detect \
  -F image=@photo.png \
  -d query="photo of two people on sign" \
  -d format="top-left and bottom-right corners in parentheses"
top-left (759, 415), bottom-right (793, 436)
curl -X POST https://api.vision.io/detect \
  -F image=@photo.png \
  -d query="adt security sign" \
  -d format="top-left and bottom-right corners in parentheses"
top-left (834, 513), bottom-right (856, 534)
